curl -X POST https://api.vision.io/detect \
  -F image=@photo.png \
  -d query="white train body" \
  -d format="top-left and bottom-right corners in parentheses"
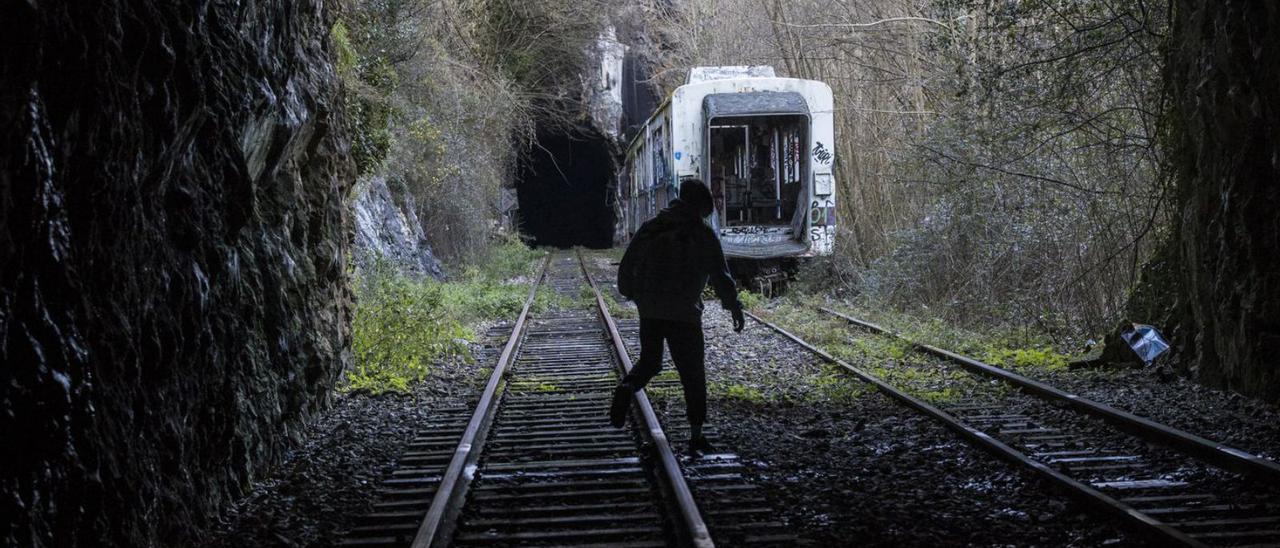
top-left (621, 66), bottom-right (835, 259)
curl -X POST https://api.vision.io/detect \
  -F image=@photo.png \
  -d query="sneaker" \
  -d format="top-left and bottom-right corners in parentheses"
top-left (609, 383), bottom-right (631, 428)
top-left (688, 436), bottom-right (717, 456)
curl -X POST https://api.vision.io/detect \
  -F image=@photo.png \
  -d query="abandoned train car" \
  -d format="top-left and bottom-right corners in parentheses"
top-left (620, 66), bottom-right (836, 273)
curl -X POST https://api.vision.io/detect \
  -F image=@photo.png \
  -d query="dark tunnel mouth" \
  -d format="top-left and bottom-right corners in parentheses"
top-left (515, 124), bottom-right (616, 249)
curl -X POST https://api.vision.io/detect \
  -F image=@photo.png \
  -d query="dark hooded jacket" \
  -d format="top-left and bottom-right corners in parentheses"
top-left (617, 200), bottom-right (740, 323)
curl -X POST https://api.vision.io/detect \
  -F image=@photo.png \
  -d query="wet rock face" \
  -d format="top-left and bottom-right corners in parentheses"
top-left (0, 1), bottom-right (352, 545)
top-left (1167, 1), bottom-right (1280, 401)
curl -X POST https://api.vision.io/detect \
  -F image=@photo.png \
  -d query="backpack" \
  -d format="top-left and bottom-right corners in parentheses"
top-left (618, 219), bottom-right (701, 301)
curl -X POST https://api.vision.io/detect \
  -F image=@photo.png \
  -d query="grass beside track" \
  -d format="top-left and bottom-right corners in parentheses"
top-left (343, 241), bottom-right (549, 394)
top-left (789, 289), bottom-right (1121, 364)
top-left (812, 296), bottom-right (1142, 392)
top-left (808, 296), bottom-right (1079, 374)
top-left (750, 296), bottom-right (1024, 404)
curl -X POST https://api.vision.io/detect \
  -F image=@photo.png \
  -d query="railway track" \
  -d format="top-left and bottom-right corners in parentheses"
top-left (343, 252), bottom-right (787, 547)
top-left (747, 307), bottom-right (1280, 547)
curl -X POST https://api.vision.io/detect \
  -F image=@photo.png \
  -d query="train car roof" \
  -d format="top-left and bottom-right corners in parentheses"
top-left (625, 76), bottom-right (829, 155)
top-left (703, 91), bottom-right (810, 118)
top-left (687, 65), bottom-right (776, 83)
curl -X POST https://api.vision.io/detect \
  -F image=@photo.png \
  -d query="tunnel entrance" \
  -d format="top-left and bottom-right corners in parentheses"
top-left (516, 126), bottom-right (616, 249)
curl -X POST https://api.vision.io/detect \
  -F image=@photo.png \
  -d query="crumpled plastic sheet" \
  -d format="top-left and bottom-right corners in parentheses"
top-left (1121, 324), bottom-right (1170, 364)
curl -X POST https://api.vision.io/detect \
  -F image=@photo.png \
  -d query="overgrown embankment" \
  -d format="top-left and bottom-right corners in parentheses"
top-left (337, 0), bottom-right (619, 270)
top-left (346, 241), bottom-right (552, 394)
top-left (336, 0), bottom-right (526, 270)
top-left (644, 0), bottom-right (1167, 348)
top-left (0, 2), bottom-right (351, 545)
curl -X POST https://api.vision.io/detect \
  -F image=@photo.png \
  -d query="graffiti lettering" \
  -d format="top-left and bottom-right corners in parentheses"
top-left (808, 199), bottom-right (835, 226)
top-left (808, 225), bottom-right (835, 255)
top-left (722, 225), bottom-right (791, 246)
top-left (725, 233), bottom-right (776, 245)
top-left (812, 142), bottom-right (833, 166)
top-left (724, 225), bottom-right (786, 235)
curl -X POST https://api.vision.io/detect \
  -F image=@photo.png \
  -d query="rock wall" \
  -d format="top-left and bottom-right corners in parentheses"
top-left (1165, 1), bottom-right (1280, 401)
top-left (585, 26), bottom-right (627, 142)
top-left (0, 1), bottom-right (352, 545)
top-left (586, 22), bottom-right (646, 246)
top-left (352, 176), bottom-right (444, 278)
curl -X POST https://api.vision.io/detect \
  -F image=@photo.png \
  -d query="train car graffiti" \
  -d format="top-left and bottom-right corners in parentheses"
top-left (812, 142), bottom-right (833, 166)
top-left (619, 65), bottom-right (836, 263)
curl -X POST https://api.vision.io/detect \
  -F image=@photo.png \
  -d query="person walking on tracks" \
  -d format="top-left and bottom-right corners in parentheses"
top-left (610, 178), bottom-right (745, 455)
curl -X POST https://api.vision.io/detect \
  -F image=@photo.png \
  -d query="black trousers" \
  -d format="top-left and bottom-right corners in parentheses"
top-left (619, 317), bottom-right (707, 428)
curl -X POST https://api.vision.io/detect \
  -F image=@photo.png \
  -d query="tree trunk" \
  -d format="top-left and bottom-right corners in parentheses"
top-left (1165, 1), bottom-right (1280, 401)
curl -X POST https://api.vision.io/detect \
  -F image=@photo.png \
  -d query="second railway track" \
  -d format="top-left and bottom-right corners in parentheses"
top-left (748, 306), bottom-right (1280, 547)
top-left (344, 252), bottom-right (788, 547)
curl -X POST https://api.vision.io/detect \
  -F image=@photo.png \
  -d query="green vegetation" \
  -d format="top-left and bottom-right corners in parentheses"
top-left (653, 370), bottom-right (681, 383)
top-left (752, 290), bottom-right (1078, 378)
top-left (344, 242), bottom-right (545, 394)
top-left (438, 255), bottom-right (544, 330)
top-left (601, 288), bottom-right (636, 319)
top-left (848, 337), bottom-right (910, 362)
top-left (645, 385), bottom-right (684, 401)
top-left (833, 301), bottom-right (1076, 377)
top-left (510, 380), bottom-right (559, 392)
top-left (861, 363), bottom-right (970, 404)
top-left (813, 366), bottom-right (871, 404)
top-left (331, 21), bottom-right (393, 176)
top-left (713, 382), bottom-right (766, 404)
top-left (538, 286), bottom-right (576, 312)
top-left (577, 284), bottom-right (596, 307)
top-left (347, 265), bottom-right (467, 393)
top-left (751, 296), bottom-right (1011, 405)
top-left (982, 347), bottom-right (1070, 373)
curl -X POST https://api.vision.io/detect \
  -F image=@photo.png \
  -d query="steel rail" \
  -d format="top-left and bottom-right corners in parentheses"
top-left (818, 306), bottom-right (1280, 486)
top-left (576, 249), bottom-right (716, 548)
top-left (745, 310), bottom-right (1204, 548)
top-left (411, 254), bottom-right (551, 548)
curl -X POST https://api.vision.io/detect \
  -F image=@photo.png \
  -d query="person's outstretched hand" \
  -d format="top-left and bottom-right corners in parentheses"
top-left (731, 307), bottom-right (745, 333)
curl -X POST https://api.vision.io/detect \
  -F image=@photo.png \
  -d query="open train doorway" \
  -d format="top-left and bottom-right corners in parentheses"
top-left (707, 115), bottom-right (807, 231)
top-left (515, 125), bottom-right (616, 249)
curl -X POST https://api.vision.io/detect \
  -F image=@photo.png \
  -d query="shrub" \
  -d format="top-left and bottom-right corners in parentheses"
top-left (440, 240), bottom-right (546, 327)
top-left (347, 264), bottom-right (469, 393)
top-left (345, 242), bottom-right (545, 394)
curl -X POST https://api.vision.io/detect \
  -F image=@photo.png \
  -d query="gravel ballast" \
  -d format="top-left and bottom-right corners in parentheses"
top-left (815, 304), bottom-right (1280, 462)
top-left (658, 306), bottom-right (1139, 546)
top-left (199, 332), bottom-right (505, 547)
top-left (204, 250), bottom-right (1279, 546)
top-left (1006, 363), bottom-right (1280, 462)
top-left (586, 252), bottom-right (1136, 546)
